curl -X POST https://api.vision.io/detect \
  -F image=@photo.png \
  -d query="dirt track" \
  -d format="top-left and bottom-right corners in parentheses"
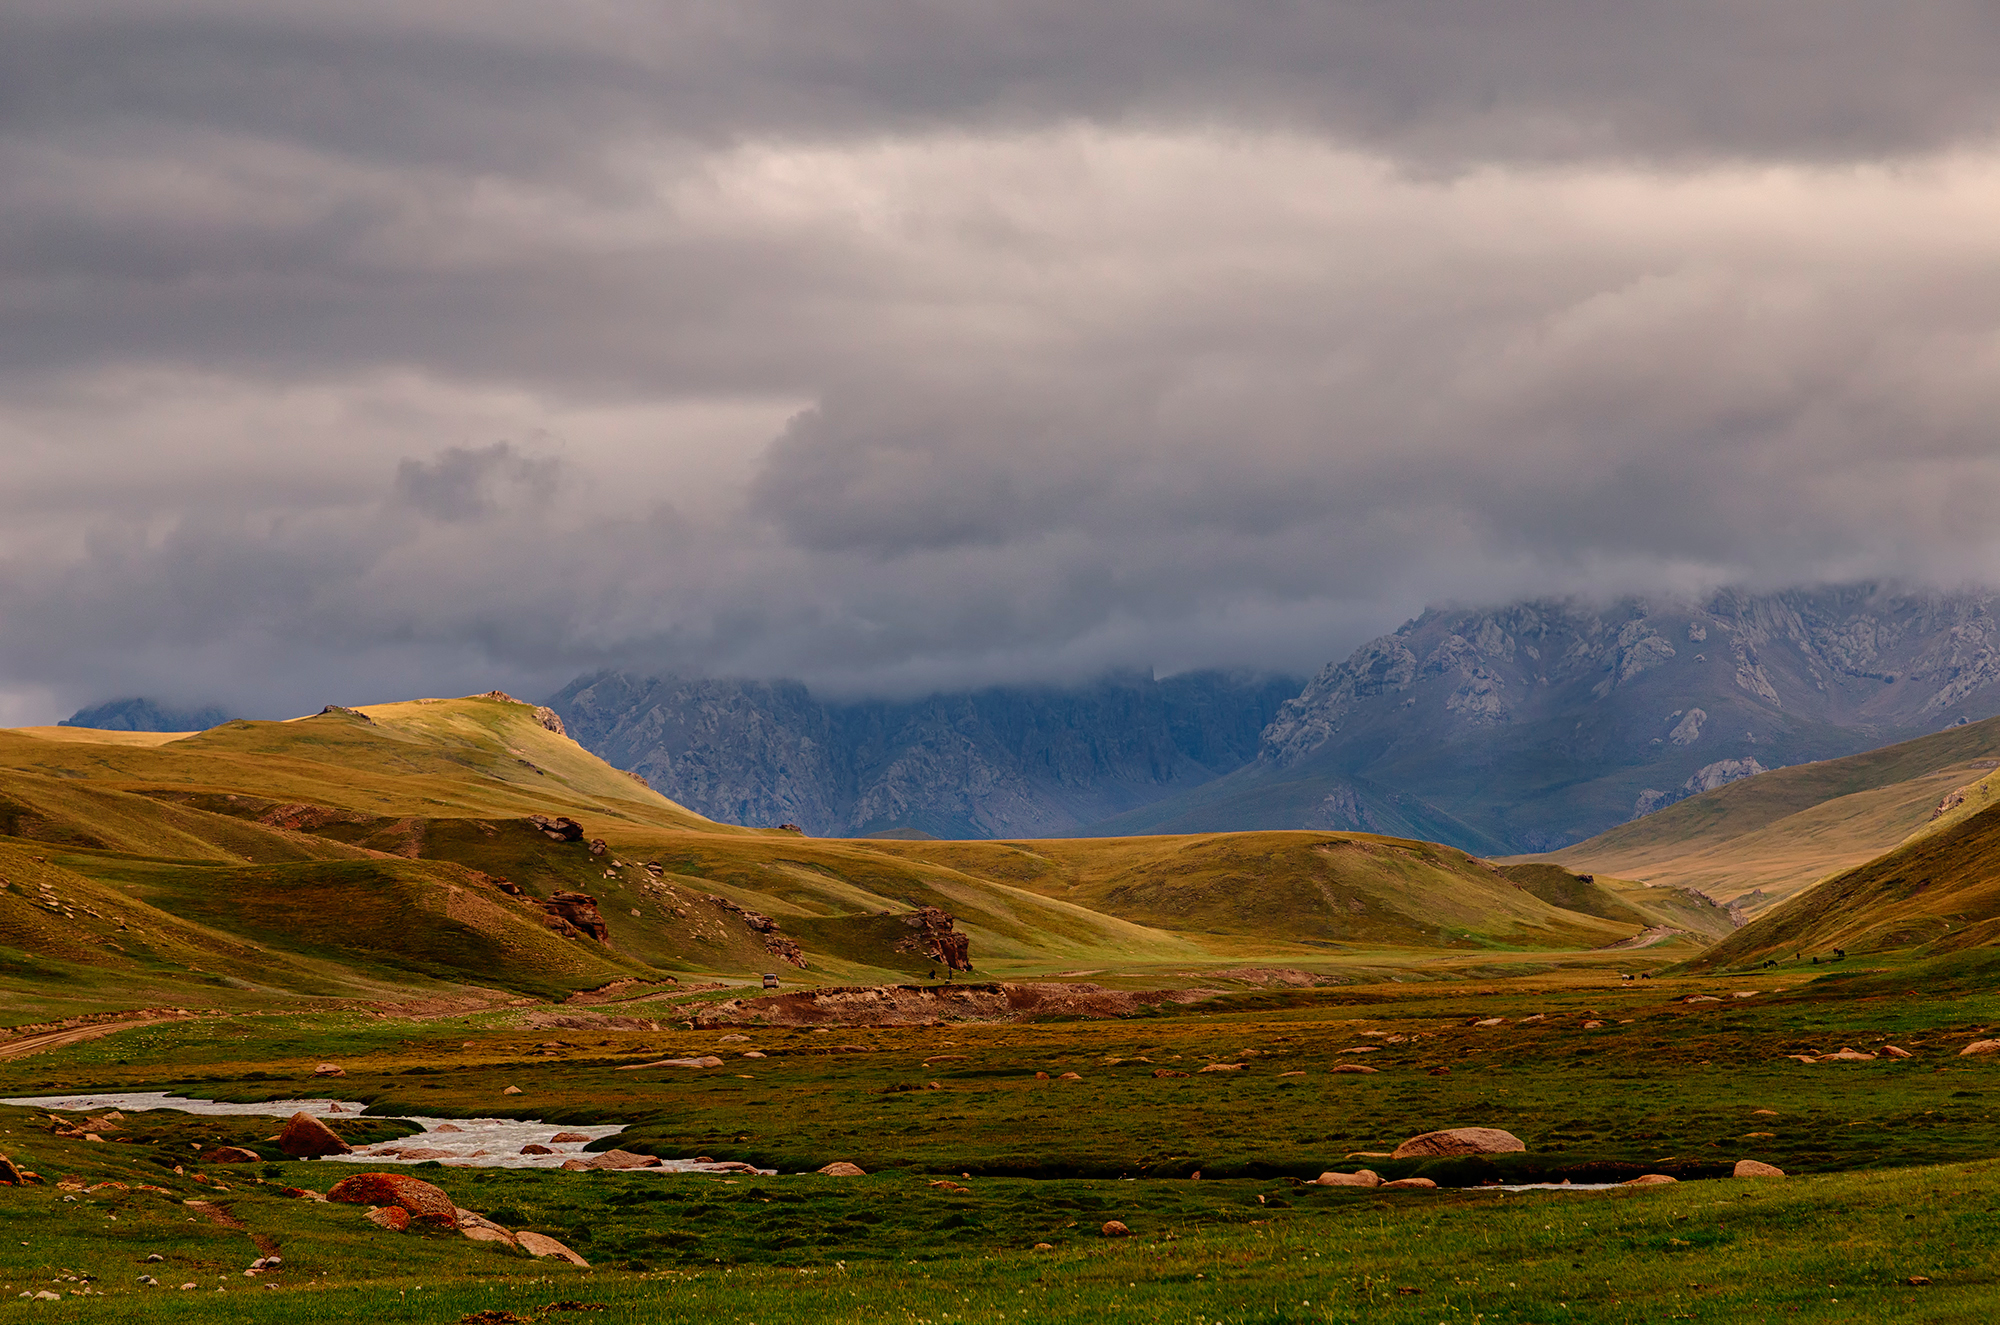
top-left (0, 1017), bottom-right (179, 1060)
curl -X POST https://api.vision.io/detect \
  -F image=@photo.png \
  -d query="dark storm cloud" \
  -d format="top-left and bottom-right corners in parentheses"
top-left (2, 3), bottom-right (1999, 722)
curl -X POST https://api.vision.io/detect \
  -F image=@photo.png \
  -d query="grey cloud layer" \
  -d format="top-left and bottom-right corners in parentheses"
top-left (2, 4), bottom-right (1998, 721)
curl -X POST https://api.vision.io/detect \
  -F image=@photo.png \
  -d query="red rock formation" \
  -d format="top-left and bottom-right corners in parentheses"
top-left (542, 891), bottom-right (610, 942)
top-left (325, 1172), bottom-right (459, 1227)
top-left (895, 906), bottom-right (971, 971)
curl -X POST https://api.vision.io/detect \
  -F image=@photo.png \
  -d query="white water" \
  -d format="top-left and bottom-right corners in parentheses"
top-left (1, 1091), bottom-right (772, 1174)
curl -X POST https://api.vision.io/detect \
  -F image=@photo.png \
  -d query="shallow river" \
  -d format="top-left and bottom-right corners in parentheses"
top-left (1, 1091), bottom-right (771, 1174)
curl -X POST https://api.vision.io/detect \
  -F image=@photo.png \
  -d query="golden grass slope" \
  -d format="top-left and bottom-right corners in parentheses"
top-left (1540, 715), bottom-right (2000, 914)
top-left (1690, 798), bottom-right (2000, 970)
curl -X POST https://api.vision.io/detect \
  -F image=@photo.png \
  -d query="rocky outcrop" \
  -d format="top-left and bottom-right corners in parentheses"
top-left (540, 891), bottom-right (610, 942)
top-left (894, 906), bottom-right (971, 971)
top-left (706, 894), bottom-right (807, 967)
top-left (527, 814), bottom-right (584, 842)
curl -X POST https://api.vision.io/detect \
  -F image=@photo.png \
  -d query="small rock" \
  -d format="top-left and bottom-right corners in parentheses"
top-left (312, 1063), bottom-right (346, 1077)
top-left (817, 1162), bottom-right (866, 1177)
top-left (1196, 1062), bottom-right (1244, 1073)
top-left (1314, 1170), bottom-right (1381, 1187)
top-left (519, 1144), bottom-right (554, 1156)
top-left (1733, 1160), bottom-right (1785, 1178)
top-left (1752, 1109), bottom-right (1779, 1116)
top-left (1330, 1064), bottom-right (1380, 1074)
top-left (1959, 1039), bottom-right (2000, 1057)
top-left (1472, 1017), bottom-right (1505, 1027)
top-left (1582, 1020), bottom-right (1604, 1029)
top-left (1816, 1048), bottom-right (1877, 1062)
top-left (1033, 1242), bottom-right (1054, 1250)
top-left (1034, 1071), bottom-right (1051, 1080)
top-left (1379, 1178), bottom-right (1437, 1190)
top-left (742, 1051), bottom-right (766, 1059)
top-left (1392, 1128), bottom-right (1525, 1159)
top-left (1151, 1068), bottom-right (1188, 1078)
top-left (1884, 1045), bottom-right (1914, 1058)
top-left (719, 1034), bottom-right (750, 1042)
top-left (1682, 995), bottom-right (1722, 1004)
top-left (1621, 1174), bottom-right (1677, 1186)
top-left (1058, 1072), bottom-right (1083, 1081)
top-left (515, 1231), bottom-right (589, 1267)
top-left (502, 1086), bottom-right (523, 1095)
top-left (1427, 1066), bottom-right (1451, 1076)
top-left (137, 1276), bottom-right (156, 1286)
top-left (1100, 1220), bottom-right (1130, 1237)
top-left (432, 1124), bottom-right (464, 1134)
top-left (1906, 1275), bottom-right (1932, 1286)
top-left (278, 1112), bottom-right (352, 1159)
top-left (548, 1133), bottom-right (591, 1144)
top-left (144, 1255), bottom-right (164, 1264)
top-left (200, 1146), bottom-right (262, 1165)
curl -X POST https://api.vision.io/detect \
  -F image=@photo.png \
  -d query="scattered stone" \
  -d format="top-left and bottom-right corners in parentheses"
top-left (515, 1231), bottom-right (590, 1266)
top-left (718, 1034), bottom-right (750, 1043)
top-left (1961, 1039), bottom-right (2000, 1057)
top-left (817, 1162), bottom-right (866, 1177)
top-left (502, 1086), bottom-right (523, 1095)
top-left (326, 1173), bottom-right (460, 1227)
top-left (1816, 1048), bottom-right (1877, 1062)
top-left (1582, 1020), bottom-right (1604, 1029)
top-left (145, 1255), bottom-right (164, 1264)
top-left (1391, 1128), bottom-right (1525, 1159)
top-left (1330, 1064), bottom-right (1380, 1075)
top-left (1427, 1067), bottom-right (1451, 1076)
top-left (200, 1147), bottom-right (261, 1165)
top-left (278, 1112), bottom-right (352, 1158)
top-left (1100, 1220), bottom-right (1130, 1237)
top-left (1379, 1178), bottom-right (1437, 1190)
top-left (574, 1150), bottom-right (662, 1171)
top-left (1278, 1070), bottom-right (1306, 1077)
top-left (1733, 1160), bottom-right (1785, 1178)
top-left (1058, 1072), bottom-right (1083, 1081)
top-left (1682, 995), bottom-right (1722, 1004)
top-left (1621, 1174), bottom-right (1677, 1186)
top-left (1884, 1045), bottom-right (1914, 1058)
top-left (279, 1186), bottom-right (325, 1201)
top-left (1196, 1062), bottom-right (1244, 1073)
top-left (1035, 1071), bottom-right (1051, 1080)
top-left (1314, 1170), bottom-right (1381, 1187)
top-left (1151, 1068), bottom-right (1188, 1078)
top-left (741, 1051), bottom-right (766, 1059)
top-left (1033, 1242), bottom-right (1054, 1251)
top-left (1752, 1109), bottom-right (1779, 1116)
top-left (312, 1063), bottom-right (346, 1078)
top-left (614, 1056), bottom-right (724, 1071)
top-left (549, 1133), bottom-right (591, 1144)
top-left (365, 1206), bottom-right (411, 1232)
top-left (1906, 1276), bottom-right (1933, 1286)
top-left (1472, 1017), bottom-right (1505, 1027)
top-left (433, 1124), bottom-right (464, 1134)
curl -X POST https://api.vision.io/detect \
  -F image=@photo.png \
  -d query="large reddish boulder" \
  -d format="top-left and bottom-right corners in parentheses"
top-left (278, 1112), bottom-right (352, 1158)
top-left (1391, 1127), bottom-right (1525, 1159)
top-left (326, 1172), bottom-right (459, 1228)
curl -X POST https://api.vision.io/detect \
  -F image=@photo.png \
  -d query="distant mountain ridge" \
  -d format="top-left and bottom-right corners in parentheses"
top-left (547, 670), bottom-right (1301, 839)
top-left (60, 697), bottom-right (233, 732)
top-left (1095, 585), bottom-right (2000, 853)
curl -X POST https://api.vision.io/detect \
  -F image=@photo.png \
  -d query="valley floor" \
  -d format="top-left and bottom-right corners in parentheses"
top-left (5, 950), bottom-right (2000, 1321)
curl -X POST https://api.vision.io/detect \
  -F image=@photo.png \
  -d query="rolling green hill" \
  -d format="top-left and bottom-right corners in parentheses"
top-left (1, 691), bottom-right (1716, 1025)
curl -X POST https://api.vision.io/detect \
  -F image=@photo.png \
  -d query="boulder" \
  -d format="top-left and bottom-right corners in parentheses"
top-left (516, 1231), bottom-right (589, 1266)
top-left (1314, 1170), bottom-right (1381, 1187)
top-left (1379, 1177), bottom-right (1437, 1190)
top-left (365, 1206), bottom-right (411, 1232)
top-left (1391, 1127), bottom-right (1525, 1159)
top-left (200, 1146), bottom-right (262, 1164)
top-left (325, 1172), bottom-right (459, 1227)
top-left (1101, 1220), bottom-right (1130, 1237)
top-left (1733, 1160), bottom-right (1785, 1178)
top-left (1621, 1174), bottom-right (1677, 1186)
top-left (548, 1132), bottom-right (591, 1144)
top-left (312, 1063), bottom-right (346, 1077)
top-left (0, 1154), bottom-right (27, 1184)
top-left (1960, 1039), bottom-right (2000, 1057)
top-left (1331, 1064), bottom-right (1380, 1074)
top-left (278, 1112), bottom-right (352, 1158)
top-left (817, 1162), bottom-right (866, 1177)
top-left (577, 1149), bottom-right (661, 1171)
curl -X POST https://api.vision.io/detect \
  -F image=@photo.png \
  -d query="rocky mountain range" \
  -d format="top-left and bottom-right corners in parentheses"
top-left (1102, 585), bottom-right (2000, 852)
top-left (546, 669), bottom-right (1302, 839)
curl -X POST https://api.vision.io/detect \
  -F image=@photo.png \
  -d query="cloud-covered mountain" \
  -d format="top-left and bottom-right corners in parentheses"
top-left (1096, 586), bottom-right (2000, 853)
top-left (59, 698), bottom-right (233, 733)
top-left (548, 670), bottom-right (1300, 839)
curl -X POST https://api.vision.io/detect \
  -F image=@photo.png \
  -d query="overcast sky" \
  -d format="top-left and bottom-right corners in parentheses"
top-left (4, 2), bottom-right (2000, 722)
